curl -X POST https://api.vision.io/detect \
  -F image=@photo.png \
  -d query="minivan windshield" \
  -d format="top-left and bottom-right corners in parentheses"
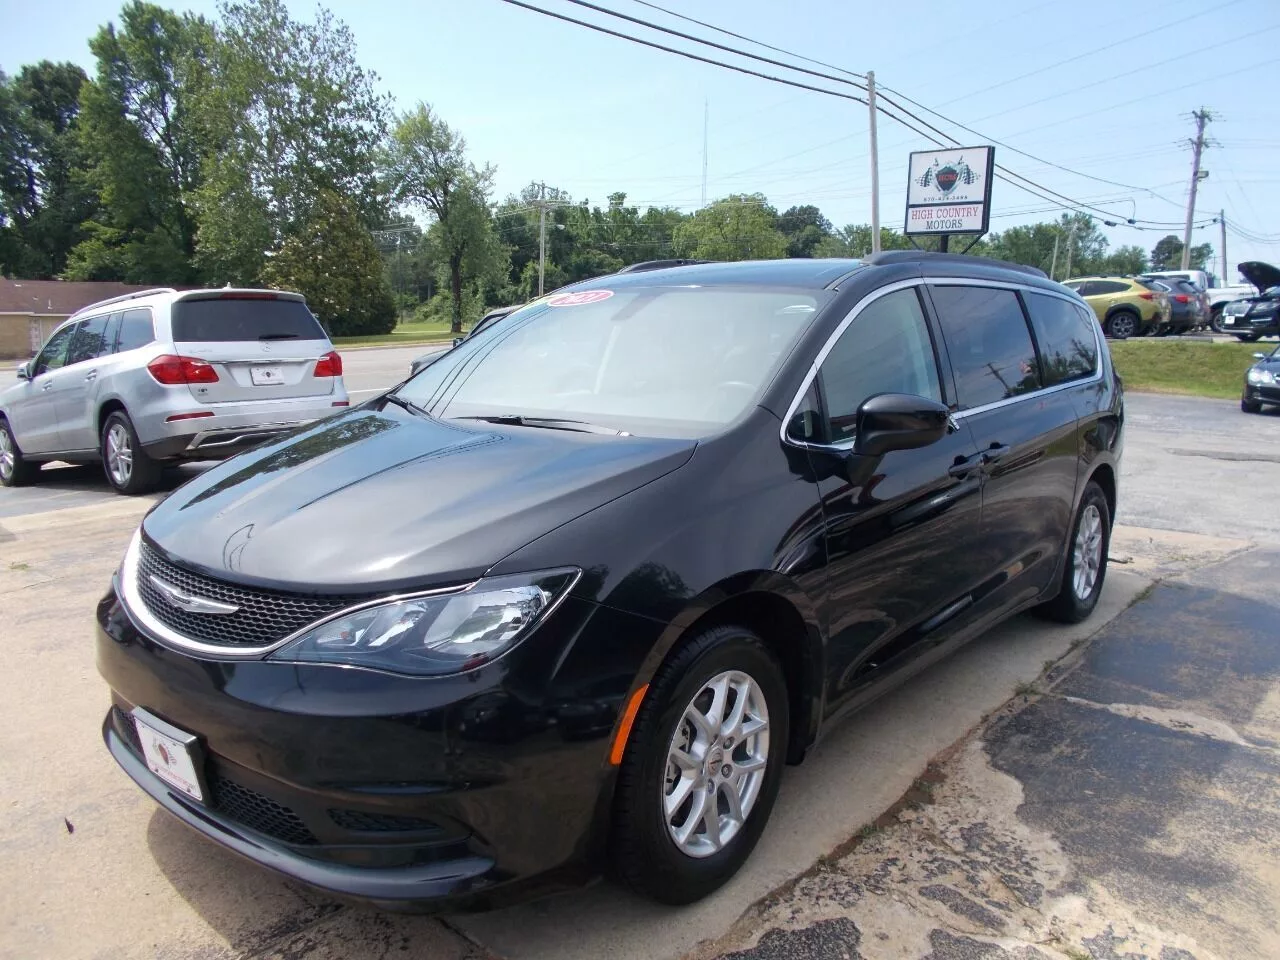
top-left (394, 285), bottom-right (827, 437)
top-left (171, 297), bottom-right (327, 342)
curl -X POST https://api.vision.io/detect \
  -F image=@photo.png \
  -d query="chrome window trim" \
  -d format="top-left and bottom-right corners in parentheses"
top-left (778, 276), bottom-right (1104, 446)
top-left (116, 527), bottom-right (475, 659)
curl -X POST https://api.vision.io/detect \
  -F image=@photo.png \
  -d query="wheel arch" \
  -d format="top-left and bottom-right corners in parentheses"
top-left (97, 397), bottom-right (129, 439)
top-left (633, 572), bottom-right (824, 765)
top-left (1086, 461), bottom-right (1117, 522)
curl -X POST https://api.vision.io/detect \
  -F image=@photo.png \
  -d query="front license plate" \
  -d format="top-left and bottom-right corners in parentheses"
top-left (133, 711), bottom-right (203, 802)
top-left (250, 364), bottom-right (285, 386)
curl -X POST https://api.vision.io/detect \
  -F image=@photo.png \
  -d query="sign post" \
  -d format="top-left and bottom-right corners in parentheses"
top-left (904, 146), bottom-right (995, 252)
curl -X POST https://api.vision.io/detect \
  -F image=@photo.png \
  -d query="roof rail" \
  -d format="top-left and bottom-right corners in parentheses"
top-left (70, 287), bottom-right (177, 317)
top-left (864, 250), bottom-right (1048, 279)
top-left (615, 259), bottom-right (710, 274)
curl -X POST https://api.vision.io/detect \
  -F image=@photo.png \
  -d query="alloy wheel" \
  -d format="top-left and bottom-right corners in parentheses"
top-left (0, 427), bottom-right (13, 481)
top-left (106, 422), bottom-right (133, 487)
top-left (1072, 503), bottom-right (1103, 601)
top-left (1109, 314), bottom-right (1137, 339)
top-left (662, 669), bottom-right (770, 859)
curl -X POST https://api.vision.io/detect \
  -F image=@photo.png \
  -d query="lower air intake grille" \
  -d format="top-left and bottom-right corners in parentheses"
top-left (328, 808), bottom-right (441, 833)
top-left (208, 775), bottom-right (318, 846)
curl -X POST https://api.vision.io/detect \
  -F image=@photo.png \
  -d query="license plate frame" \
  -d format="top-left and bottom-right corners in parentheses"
top-left (250, 364), bottom-right (285, 386)
top-left (131, 708), bottom-right (206, 803)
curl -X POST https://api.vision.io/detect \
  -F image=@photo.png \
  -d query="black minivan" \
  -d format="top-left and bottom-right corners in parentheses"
top-left (98, 253), bottom-right (1122, 910)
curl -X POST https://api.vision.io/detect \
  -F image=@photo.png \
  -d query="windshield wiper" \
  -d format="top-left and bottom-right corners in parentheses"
top-left (257, 332), bottom-right (302, 340)
top-left (454, 414), bottom-right (625, 436)
top-left (383, 393), bottom-right (432, 418)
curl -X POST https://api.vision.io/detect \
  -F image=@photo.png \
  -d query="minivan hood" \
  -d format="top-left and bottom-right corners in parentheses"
top-left (142, 405), bottom-right (696, 591)
top-left (1239, 261), bottom-right (1280, 293)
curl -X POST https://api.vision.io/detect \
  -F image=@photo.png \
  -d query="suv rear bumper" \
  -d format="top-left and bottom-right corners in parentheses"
top-left (137, 393), bottom-right (349, 460)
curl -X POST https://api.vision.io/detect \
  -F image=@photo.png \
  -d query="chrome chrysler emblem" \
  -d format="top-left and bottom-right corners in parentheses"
top-left (148, 576), bottom-right (240, 615)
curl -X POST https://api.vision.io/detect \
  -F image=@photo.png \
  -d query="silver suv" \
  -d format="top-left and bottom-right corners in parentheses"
top-left (0, 287), bottom-right (349, 494)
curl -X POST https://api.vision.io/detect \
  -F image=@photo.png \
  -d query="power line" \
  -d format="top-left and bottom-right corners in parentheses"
top-left (494, 0), bottom-right (867, 106)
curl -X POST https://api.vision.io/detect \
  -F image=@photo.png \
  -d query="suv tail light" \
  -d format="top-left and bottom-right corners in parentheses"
top-left (1138, 292), bottom-right (1155, 300)
top-left (314, 350), bottom-right (343, 377)
top-left (147, 354), bottom-right (219, 385)
top-left (1174, 294), bottom-right (1190, 303)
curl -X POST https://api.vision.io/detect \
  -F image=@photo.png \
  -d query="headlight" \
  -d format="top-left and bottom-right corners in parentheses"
top-left (1248, 368), bottom-right (1274, 385)
top-left (1225, 303), bottom-right (1247, 315)
top-left (269, 568), bottom-right (579, 675)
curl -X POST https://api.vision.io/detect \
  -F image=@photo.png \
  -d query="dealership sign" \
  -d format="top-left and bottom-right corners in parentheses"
top-left (904, 146), bottom-right (995, 236)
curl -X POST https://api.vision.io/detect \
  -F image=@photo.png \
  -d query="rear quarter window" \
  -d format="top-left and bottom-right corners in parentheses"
top-left (115, 308), bottom-right (155, 352)
top-left (1023, 292), bottom-right (1098, 386)
top-left (171, 297), bottom-right (325, 342)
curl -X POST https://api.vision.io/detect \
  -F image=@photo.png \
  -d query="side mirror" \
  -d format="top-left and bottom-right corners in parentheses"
top-left (1253, 353), bottom-right (1268, 360)
top-left (854, 393), bottom-right (951, 458)
top-left (15, 362), bottom-right (29, 381)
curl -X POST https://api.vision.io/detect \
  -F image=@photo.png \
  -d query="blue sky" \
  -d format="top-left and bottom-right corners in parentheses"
top-left (2, 0), bottom-right (1276, 281)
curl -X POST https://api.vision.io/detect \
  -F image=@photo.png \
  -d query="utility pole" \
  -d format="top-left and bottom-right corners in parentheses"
top-left (1049, 233), bottom-right (1060, 281)
top-left (701, 99), bottom-right (709, 209)
top-left (538, 181), bottom-right (547, 297)
top-left (1181, 108), bottom-right (1213, 270)
top-left (1063, 220), bottom-right (1078, 280)
top-left (867, 70), bottom-right (881, 255)
top-left (1219, 209), bottom-right (1228, 284)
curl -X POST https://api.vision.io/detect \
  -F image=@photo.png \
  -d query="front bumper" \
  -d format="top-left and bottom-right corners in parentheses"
top-left (1222, 313), bottom-right (1279, 336)
top-left (1243, 381), bottom-right (1280, 405)
top-left (96, 582), bottom-right (661, 908)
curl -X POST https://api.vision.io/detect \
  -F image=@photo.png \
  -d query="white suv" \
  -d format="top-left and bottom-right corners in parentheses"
top-left (0, 287), bottom-right (349, 494)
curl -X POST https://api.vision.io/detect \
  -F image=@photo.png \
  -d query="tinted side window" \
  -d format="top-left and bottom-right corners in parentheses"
top-left (116, 308), bottom-right (156, 352)
top-left (1024, 292), bottom-right (1098, 386)
top-left (32, 323), bottom-right (78, 376)
top-left (1094, 280), bottom-right (1128, 294)
top-left (818, 288), bottom-right (941, 441)
top-left (101, 312), bottom-right (121, 354)
top-left (931, 285), bottom-right (1041, 409)
top-left (67, 315), bottom-right (112, 365)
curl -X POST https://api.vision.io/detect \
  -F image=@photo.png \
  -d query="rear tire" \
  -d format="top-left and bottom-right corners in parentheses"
top-left (0, 416), bottom-right (39, 487)
top-left (1242, 398), bottom-right (1263, 414)
top-left (1105, 311), bottom-right (1138, 340)
top-left (101, 411), bottom-right (161, 495)
top-left (1037, 481), bottom-right (1110, 624)
top-left (610, 625), bottom-right (789, 905)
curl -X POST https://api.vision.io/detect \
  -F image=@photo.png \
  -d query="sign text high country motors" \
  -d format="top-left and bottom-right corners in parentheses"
top-left (904, 146), bottom-right (994, 236)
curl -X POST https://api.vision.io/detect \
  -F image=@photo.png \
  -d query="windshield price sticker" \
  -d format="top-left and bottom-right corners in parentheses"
top-left (547, 290), bottom-right (614, 307)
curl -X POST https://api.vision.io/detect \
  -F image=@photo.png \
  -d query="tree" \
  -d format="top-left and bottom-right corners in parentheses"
top-left (0, 62), bottom-right (94, 277)
top-left (673, 194), bottom-right (786, 261)
top-left (260, 190), bottom-right (395, 337)
top-left (1150, 234), bottom-right (1212, 271)
top-left (386, 103), bottom-right (506, 332)
top-left (814, 224), bottom-right (915, 258)
top-left (194, 0), bottom-right (390, 283)
top-left (1100, 245), bottom-right (1148, 276)
top-left (778, 204), bottom-right (831, 258)
top-left (67, 3), bottom-right (214, 283)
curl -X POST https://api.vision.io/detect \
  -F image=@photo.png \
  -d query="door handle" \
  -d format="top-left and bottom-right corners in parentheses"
top-left (948, 452), bottom-right (984, 478)
top-left (40, 381), bottom-right (53, 391)
top-left (981, 444), bottom-right (1011, 465)
top-left (84, 370), bottom-right (98, 382)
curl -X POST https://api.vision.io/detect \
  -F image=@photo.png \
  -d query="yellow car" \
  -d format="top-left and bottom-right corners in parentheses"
top-left (1062, 276), bottom-right (1171, 339)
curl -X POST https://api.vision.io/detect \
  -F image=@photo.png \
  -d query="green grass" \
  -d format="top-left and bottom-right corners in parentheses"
top-left (1109, 340), bottom-right (1270, 399)
top-left (331, 319), bottom-right (463, 348)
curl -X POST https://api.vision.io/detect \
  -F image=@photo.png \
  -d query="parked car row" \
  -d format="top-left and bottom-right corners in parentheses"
top-left (1062, 275), bottom-right (1174, 339)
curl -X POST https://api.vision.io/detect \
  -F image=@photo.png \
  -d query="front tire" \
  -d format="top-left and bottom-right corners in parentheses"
top-left (0, 416), bottom-right (39, 487)
top-left (1210, 304), bottom-right (1225, 333)
top-left (1242, 398), bottom-right (1263, 413)
top-left (610, 625), bottom-right (789, 904)
top-left (1237, 334), bottom-right (1260, 343)
top-left (101, 411), bottom-right (161, 495)
top-left (1037, 481), bottom-right (1111, 624)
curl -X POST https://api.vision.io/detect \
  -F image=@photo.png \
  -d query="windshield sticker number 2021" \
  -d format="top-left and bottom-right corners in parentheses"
top-left (546, 290), bottom-right (613, 307)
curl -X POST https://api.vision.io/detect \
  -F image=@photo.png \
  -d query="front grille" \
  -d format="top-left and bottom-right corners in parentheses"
top-left (137, 539), bottom-right (369, 647)
top-left (209, 774), bottom-right (318, 846)
top-left (328, 808), bottom-right (440, 834)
